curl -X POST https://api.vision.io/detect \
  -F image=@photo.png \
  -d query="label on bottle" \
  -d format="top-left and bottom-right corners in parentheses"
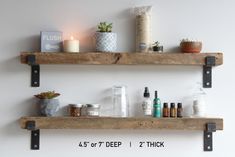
top-left (142, 99), bottom-right (152, 116)
top-left (154, 98), bottom-right (161, 117)
top-left (156, 107), bottom-right (161, 117)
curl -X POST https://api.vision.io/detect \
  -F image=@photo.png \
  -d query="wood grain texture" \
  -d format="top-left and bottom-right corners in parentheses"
top-left (20, 52), bottom-right (223, 65)
top-left (20, 117), bottom-right (223, 130)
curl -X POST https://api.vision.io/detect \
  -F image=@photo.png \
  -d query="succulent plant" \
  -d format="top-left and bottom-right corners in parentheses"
top-left (180, 38), bottom-right (202, 43)
top-left (34, 91), bottom-right (60, 99)
top-left (97, 22), bottom-right (113, 32)
top-left (152, 41), bottom-right (161, 47)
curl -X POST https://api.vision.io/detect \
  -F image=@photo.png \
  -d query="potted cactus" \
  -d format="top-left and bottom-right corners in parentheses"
top-left (34, 91), bottom-right (60, 117)
top-left (152, 41), bottom-right (163, 52)
top-left (95, 22), bottom-right (117, 52)
top-left (180, 39), bottom-right (202, 53)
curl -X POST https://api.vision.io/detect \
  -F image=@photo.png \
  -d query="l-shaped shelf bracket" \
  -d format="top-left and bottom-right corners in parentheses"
top-left (26, 121), bottom-right (40, 150)
top-left (203, 56), bottom-right (216, 88)
top-left (27, 55), bottom-right (40, 87)
top-left (204, 123), bottom-right (216, 151)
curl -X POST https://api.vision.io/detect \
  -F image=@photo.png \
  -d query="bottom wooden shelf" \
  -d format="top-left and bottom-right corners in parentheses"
top-left (19, 116), bottom-right (223, 151)
top-left (20, 116), bottom-right (223, 130)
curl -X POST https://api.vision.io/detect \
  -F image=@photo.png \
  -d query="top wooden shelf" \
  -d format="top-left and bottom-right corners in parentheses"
top-left (20, 52), bottom-right (223, 66)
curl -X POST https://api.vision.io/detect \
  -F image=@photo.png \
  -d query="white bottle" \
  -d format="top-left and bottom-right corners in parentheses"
top-left (192, 82), bottom-right (206, 117)
top-left (142, 87), bottom-right (152, 116)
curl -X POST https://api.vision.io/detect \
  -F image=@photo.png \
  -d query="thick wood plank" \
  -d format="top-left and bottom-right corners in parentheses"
top-left (20, 52), bottom-right (223, 65)
top-left (20, 117), bottom-right (223, 130)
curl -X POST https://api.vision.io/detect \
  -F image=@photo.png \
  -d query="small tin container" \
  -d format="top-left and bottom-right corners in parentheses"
top-left (68, 104), bottom-right (83, 117)
top-left (86, 104), bottom-right (100, 116)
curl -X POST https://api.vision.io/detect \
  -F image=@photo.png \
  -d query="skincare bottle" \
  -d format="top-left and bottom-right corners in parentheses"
top-left (170, 103), bottom-right (177, 118)
top-left (177, 103), bottom-right (183, 118)
top-left (153, 91), bottom-right (161, 118)
top-left (163, 103), bottom-right (170, 117)
top-left (142, 87), bottom-right (152, 116)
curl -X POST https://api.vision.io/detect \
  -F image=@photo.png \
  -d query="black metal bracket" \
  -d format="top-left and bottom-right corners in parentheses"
top-left (203, 56), bottom-right (216, 88)
top-left (204, 123), bottom-right (216, 151)
top-left (26, 121), bottom-right (40, 150)
top-left (27, 55), bottom-right (40, 87)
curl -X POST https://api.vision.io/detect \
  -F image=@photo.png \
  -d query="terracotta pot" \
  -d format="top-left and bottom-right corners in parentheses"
top-left (180, 41), bottom-right (202, 53)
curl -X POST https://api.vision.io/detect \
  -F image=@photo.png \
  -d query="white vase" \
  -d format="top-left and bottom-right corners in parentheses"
top-left (95, 32), bottom-right (117, 52)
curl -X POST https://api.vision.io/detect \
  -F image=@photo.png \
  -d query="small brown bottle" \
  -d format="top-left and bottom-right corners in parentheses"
top-left (177, 103), bottom-right (183, 118)
top-left (170, 103), bottom-right (177, 118)
top-left (163, 103), bottom-right (169, 117)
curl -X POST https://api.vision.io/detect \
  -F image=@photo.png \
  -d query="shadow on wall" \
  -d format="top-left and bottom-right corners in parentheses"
top-left (168, 46), bottom-right (181, 53)
top-left (0, 97), bottom-right (38, 137)
top-left (0, 35), bottom-right (40, 75)
top-left (79, 27), bottom-right (96, 52)
top-left (16, 35), bottom-right (40, 52)
top-left (114, 8), bottom-right (136, 52)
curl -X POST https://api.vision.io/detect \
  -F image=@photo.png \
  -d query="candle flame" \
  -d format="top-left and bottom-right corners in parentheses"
top-left (70, 36), bottom-right (74, 40)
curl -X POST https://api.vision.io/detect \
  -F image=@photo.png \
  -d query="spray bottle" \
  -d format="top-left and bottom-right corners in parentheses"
top-left (142, 87), bottom-right (152, 116)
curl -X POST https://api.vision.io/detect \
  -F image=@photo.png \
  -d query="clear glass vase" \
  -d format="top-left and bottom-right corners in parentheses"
top-left (112, 86), bottom-right (129, 117)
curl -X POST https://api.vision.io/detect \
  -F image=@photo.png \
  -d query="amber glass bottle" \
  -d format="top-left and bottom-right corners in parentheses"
top-left (163, 103), bottom-right (169, 117)
top-left (177, 103), bottom-right (183, 118)
top-left (170, 103), bottom-right (177, 118)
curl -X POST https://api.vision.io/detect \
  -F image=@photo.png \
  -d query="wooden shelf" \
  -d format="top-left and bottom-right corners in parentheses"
top-left (21, 52), bottom-right (223, 65)
top-left (20, 116), bottom-right (223, 130)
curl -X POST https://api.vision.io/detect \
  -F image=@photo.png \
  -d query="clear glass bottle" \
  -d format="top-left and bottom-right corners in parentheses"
top-left (192, 82), bottom-right (206, 117)
top-left (112, 85), bottom-right (129, 117)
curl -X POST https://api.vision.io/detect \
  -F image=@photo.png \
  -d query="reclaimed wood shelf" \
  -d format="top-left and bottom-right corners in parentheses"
top-left (20, 52), bottom-right (223, 88)
top-left (20, 117), bottom-right (223, 151)
top-left (20, 116), bottom-right (223, 130)
top-left (21, 52), bottom-right (223, 65)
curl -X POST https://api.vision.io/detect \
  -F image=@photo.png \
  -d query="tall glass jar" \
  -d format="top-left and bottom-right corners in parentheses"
top-left (112, 86), bottom-right (129, 117)
top-left (192, 82), bottom-right (206, 117)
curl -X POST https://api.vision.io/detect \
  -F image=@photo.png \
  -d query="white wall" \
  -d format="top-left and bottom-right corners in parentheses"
top-left (0, 0), bottom-right (234, 156)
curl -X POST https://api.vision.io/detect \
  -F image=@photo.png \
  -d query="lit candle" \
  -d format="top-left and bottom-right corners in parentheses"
top-left (63, 36), bottom-right (79, 52)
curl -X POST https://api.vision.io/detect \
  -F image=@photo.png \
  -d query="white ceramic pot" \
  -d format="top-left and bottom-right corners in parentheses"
top-left (95, 32), bottom-right (117, 52)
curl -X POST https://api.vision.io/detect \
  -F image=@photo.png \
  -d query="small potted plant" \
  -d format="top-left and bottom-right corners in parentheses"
top-left (180, 39), bottom-right (202, 53)
top-left (34, 91), bottom-right (60, 117)
top-left (152, 41), bottom-right (163, 52)
top-left (95, 22), bottom-right (117, 52)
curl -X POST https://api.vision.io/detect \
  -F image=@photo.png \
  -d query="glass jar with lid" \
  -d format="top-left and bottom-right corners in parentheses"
top-left (68, 104), bottom-right (83, 117)
top-left (86, 104), bottom-right (100, 117)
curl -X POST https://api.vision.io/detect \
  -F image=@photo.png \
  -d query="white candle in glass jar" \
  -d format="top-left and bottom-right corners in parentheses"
top-left (63, 36), bottom-right (79, 52)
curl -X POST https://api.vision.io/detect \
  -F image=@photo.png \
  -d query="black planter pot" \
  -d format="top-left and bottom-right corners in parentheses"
top-left (153, 46), bottom-right (163, 52)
